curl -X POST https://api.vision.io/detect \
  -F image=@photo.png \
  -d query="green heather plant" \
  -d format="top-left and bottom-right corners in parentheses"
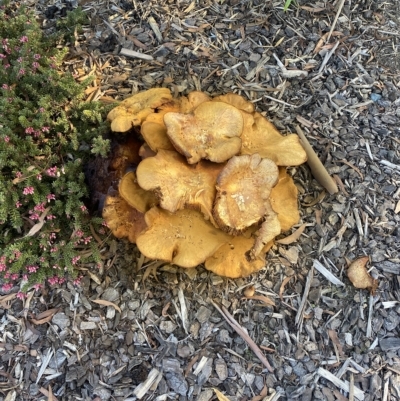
top-left (0, 2), bottom-right (111, 297)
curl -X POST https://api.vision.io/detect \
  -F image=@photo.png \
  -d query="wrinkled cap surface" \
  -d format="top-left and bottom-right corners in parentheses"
top-left (102, 194), bottom-right (147, 243)
top-left (213, 154), bottom-right (279, 234)
top-left (107, 88), bottom-right (173, 132)
top-left (269, 167), bottom-right (300, 232)
top-left (241, 112), bottom-right (307, 166)
top-left (119, 171), bottom-right (158, 214)
top-left (136, 207), bottom-right (230, 268)
top-left (136, 149), bottom-right (224, 221)
top-left (164, 101), bottom-right (243, 164)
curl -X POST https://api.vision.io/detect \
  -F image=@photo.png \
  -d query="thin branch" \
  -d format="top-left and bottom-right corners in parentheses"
top-left (296, 125), bottom-right (338, 194)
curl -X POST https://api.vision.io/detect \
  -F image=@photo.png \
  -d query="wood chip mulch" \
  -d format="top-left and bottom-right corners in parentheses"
top-left (1, 0), bottom-right (400, 400)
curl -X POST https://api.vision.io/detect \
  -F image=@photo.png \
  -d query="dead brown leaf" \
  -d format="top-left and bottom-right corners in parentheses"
top-left (347, 256), bottom-right (378, 294)
top-left (92, 299), bottom-right (122, 313)
top-left (0, 293), bottom-right (17, 309)
top-left (39, 387), bottom-right (59, 401)
top-left (328, 329), bottom-right (344, 356)
top-left (279, 276), bottom-right (294, 301)
top-left (276, 223), bottom-right (308, 244)
top-left (251, 384), bottom-right (268, 401)
top-left (243, 295), bottom-right (275, 307)
top-left (30, 308), bottom-right (60, 325)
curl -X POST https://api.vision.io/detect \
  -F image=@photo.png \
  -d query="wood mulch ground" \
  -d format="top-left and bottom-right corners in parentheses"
top-left (1, 0), bottom-right (400, 400)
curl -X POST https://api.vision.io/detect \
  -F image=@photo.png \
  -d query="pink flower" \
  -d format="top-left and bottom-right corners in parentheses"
top-left (2, 83), bottom-right (8, 89)
top-left (46, 214), bottom-right (56, 220)
top-left (41, 126), bottom-right (49, 133)
top-left (34, 202), bottom-right (46, 212)
top-left (71, 256), bottom-right (80, 265)
top-left (15, 201), bottom-right (22, 208)
top-left (46, 166), bottom-right (57, 177)
top-left (39, 107), bottom-right (45, 113)
top-left (32, 61), bottom-right (39, 69)
top-left (26, 265), bottom-right (38, 273)
top-left (49, 232), bottom-right (56, 240)
top-left (4, 136), bottom-right (9, 142)
top-left (0, 263), bottom-right (6, 272)
top-left (46, 193), bottom-right (56, 201)
top-left (1, 283), bottom-right (13, 292)
top-left (29, 213), bottom-right (40, 220)
top-left (16, 292), bottom-right (27, 300)
top-left (18, 68), bottom-right (25, 76)
top-left (75, 230), bottom-right (84, 238)
top-left (80, 205), bottom-right (88, 213)
top-left (83, 236), bottom-right (92, 245)
top-left (33, 283), bottom-right (42, 291)
top-left (19, 36), bottom-right (28, 43)
top-left (73, 276), bottom-right (83, 286)
top-left (23, 186), bottom-right (34, 195)
top-left (14, 250), bottom-right (22, 259)
top-left (36, 174), bottom-right (42, 181)
top-left (48, 276), bottom-right (59, 285)
top-left (34, 54), bottom-right (41, 60)
top-left (25, 127), bottom-right (35, 134)
top-left (11, 273), bottom-right (19, 280)
top-left (17, 57), bottom-right (23, 63)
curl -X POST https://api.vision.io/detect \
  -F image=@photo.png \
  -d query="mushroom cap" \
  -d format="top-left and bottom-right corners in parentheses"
top-left (213, 93), bottom-right (255, 114)
top-left (180, 91), bottom-right (211, 114)
top-left (213, 154), bottom-right (279, 234)
top-left (141, 121), bottom-right (175, 152)
top-left (118, 171), bottom-right (158, 214)
top-left (102, 193), bottom-right (147, 243)
top-left (136, 149), bottom-right (224, 221)
top-left (269, 168), bottom-right (300, 232)
top-left (250, 200), bottom-right (281, 259)
top-left (107, 88), bottom-right (173, 132)
top-left (205, 235), bottom-right (265, 278)
top-left (240, 112), bottom-right (307, 166)
top-left (136, 207), bottom-right (231, 268)
top-left (139, 143), bottom-right (157, 159)
top-left (164, 101), bottom-right (243, 164)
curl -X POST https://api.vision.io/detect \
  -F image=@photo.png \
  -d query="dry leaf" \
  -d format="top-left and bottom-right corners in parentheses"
top-left (92, 299), bottom-right (122, 313)
top-left (276, 223), bottom-right (308, 245)
top-left (244, 295), bottom-right (275, 307)
top-left (328, 329), bottom-right (344, 356)
top-left (244, 285), bottom-right (255, 297)
top-left (214, 388), bottom-right (231, 401)
top-left (0, 293), bottom-right (17, 309)
top-left (279, 276), bottom-right (294, 301)
top-left (30, 308), bottom-right (60, 325)
top-left (347, 256), bottom-right (378, 294)
top-left (22, 207), bottom-right (51, 238)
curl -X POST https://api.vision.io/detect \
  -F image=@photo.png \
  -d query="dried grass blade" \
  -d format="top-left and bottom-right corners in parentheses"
top-left (279, 276), bottom-right (294, 301)
top-left (92, 299), bottom-right (121, 313)
top-left (313, 260), bottom-right (345, 286)
top-left (211, 301), bottom-right (274, 372)
top-left (133, 368), bottom-right (162, 399)
top-left (244, 295), bottom-right (275, 306)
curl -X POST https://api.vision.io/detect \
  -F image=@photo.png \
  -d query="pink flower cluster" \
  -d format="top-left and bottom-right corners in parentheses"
top-left (48, 276), bottom-right (65, 285)
top-left (23, 186), bottom-right (34, 195)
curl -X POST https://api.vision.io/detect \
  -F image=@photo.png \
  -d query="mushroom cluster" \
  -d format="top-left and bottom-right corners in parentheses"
top-left (103, 88), bottom-right (307, 278)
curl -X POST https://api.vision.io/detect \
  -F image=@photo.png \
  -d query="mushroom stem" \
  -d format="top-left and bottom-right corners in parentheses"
top-left (295, 125), bottom-right (338, 195)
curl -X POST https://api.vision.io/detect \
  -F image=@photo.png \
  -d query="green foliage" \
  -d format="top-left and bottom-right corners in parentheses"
top-left (283, 0), bottom-right (296, 11)
top-left (0, 2), bottom-right (110, 293)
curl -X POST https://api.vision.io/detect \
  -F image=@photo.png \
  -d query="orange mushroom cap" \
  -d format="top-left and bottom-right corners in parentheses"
top-left (164, 101), bottom-right (243, 164)
top-left (212, 92), bottom-right (255, 114)
top-left (136, 207), bottom-right (230, 268)
top-left (107, 88), bottom-right (173, 132)
top-left (102, 193), bottom-right (147, 243)
top-left (118, 171), bottom-right (158, 214)
top-left (205, 235), bottom-right (265, 278)
top-left (213, 154), bottom-right (279, 234)
top-left (240, 112), bottom-right (307, 166)
top-left (179, 91), bottom-right (211, 114)
top-left (269, 167), bottom-right (300, 232)
top-left (136, 149), bottom-right (224, 221)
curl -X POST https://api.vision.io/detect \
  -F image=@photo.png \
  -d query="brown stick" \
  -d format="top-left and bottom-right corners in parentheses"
top-left (211, 301), bottom-right (274, 372)
top-left (296, 125), bottom-right (338, 194)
